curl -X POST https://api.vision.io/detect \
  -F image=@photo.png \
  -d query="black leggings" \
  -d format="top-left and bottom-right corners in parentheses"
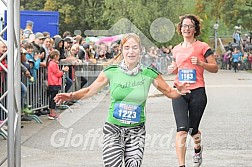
top-left (48, 86), bottom-right (60, 109)
top-left (233, 62), bottom-right (238, 72)
top-left (172, 87), bottom-right (207, 136)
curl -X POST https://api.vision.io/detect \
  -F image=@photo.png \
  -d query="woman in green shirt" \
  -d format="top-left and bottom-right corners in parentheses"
top-left (54, 33), bottom-right (190, 167)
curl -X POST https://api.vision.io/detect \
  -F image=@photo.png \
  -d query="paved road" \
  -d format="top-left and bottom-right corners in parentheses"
top-left (1, 69), bottom-right (252, 167)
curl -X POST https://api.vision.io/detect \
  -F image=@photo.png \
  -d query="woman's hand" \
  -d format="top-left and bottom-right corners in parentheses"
top-left (167, 63), bottom-right (177, 74)
top-left (174, 82), bottom-right (191, 95)
top-left (54, 92), bottom-right (72, 104)
top-left (191, 56), bottom-right (204, 67)
top-left (62, 66), bottom-right (69, 72)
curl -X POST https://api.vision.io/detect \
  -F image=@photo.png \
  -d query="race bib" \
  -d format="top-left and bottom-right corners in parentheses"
top-left (178, 69), bottom-right (196, 83)
top-left (113, 102), bottom-right (141, 124)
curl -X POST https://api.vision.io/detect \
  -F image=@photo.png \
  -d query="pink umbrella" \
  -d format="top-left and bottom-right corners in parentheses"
top-left (96, 36), bottom-right (118, 44)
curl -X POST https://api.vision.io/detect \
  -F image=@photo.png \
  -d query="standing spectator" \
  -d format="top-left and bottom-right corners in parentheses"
top-left (0, 17), bottom-right (3, 37)
top-left (43, 31), bottom-right (50, 38)
top-left (110, 43), bottom-right (119, 58)
top-left (32, 32), bottom-right (45, 63)
top-left (61, 44), bottom-right (87, 88)
top-left (168, 14), bottom-right (218, 167)
top-left (232, 47), bottom-right (242, 72)
top-left (54, 36), bottom-right (73, 92)
top-left (64, 36), bottom-right (73, 58)
top-left (23, 20), bottom-right (34, 40)
top-left (24, 43), bottom-right (43, 81)
top-left (78, 43), bottom-right (91, 61)
top-left (233, 26), bottom-right (241, 45)
top-left (0, 40), bottom-right (7, 122)
top-left (223, 50), bottom-right (231, 70)
top-left (62, 31), bottom-right (71, 39)
top-left (42, 36), bottom-right (52, 64)
top-left (20, 48), bottom-right (34, 114)
top-left (0, 40), bottom-right (7, 71)
top-left (248, 52), bottom-right (252, 70)
top-left (54, 36), bottom-right (65, 60)
top-left (242, 51), bottom-right (248, 70)
top-left (46, 50), bottom-right (69, 119)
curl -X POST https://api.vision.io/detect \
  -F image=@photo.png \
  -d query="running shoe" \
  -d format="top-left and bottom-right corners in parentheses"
top-left (193, 146), bottom-right (203, 167)
top-left (48, 114), bottom-right (58, 120)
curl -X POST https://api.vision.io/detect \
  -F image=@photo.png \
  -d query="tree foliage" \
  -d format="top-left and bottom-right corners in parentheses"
top-left (20, 0), bottom-right (252, 46)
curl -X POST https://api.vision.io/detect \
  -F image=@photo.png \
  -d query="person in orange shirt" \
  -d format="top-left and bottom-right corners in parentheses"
top-left (168, 14), bottom-right (218, 167)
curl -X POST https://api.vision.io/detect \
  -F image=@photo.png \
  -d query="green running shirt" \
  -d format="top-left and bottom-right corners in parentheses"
top-left (103, 65), bottom-right (159, 127)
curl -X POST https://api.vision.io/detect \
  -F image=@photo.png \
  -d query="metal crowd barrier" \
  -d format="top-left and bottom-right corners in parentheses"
top-left (0, 71), bottom-right (7, 121)
top-left (1, 57), bottom-right (170, 128)
top-left (1, 62), bottom-right (104, 129)
top-left (140, 55), bottom-right (171, 75)
top-left (0, 71), bottom-right (8, 139)
top-left (59, 61), bottom-right (104, 91)
top-left (155, 56), bottom-right (171, 75)
top-left (25, 67), bottom-right (49, 111)
top-left (56, 61), bottom-right (103, 110)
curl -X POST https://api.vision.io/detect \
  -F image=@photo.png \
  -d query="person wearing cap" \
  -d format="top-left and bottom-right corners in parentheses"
top-left (64, 37), bottom-right (73, 58)
top-left (32, 32), bottom-right (46, 64)
top-left (23, 20), bottom-right (34, 39)
top-left (106, 43), bottom-right (119, 59)
top-left (78, 43), bottom-right (91, 61)
top-left (110, 43), bottom-right (119, 59)
top-left (43, 32), bottom-right (50, 38)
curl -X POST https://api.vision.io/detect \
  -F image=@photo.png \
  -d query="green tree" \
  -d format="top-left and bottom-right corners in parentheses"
top-left (22, 0), bottom-right (252, 46)
top-left (44, 0), bottom-right (80, 36)
top-left (21, 0), bottom-right (46, 10)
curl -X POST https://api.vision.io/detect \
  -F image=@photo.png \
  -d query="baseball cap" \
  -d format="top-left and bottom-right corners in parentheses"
top-left (83, 44), bottom-right (90, 49)
top-left (35, 32), bottom-right (46, 40)
top-left (64, 37), bottom-right (73, 43)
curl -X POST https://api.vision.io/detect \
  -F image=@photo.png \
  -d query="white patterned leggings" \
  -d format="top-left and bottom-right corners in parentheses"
top-left (102, 122), bottom-right (146, 167)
